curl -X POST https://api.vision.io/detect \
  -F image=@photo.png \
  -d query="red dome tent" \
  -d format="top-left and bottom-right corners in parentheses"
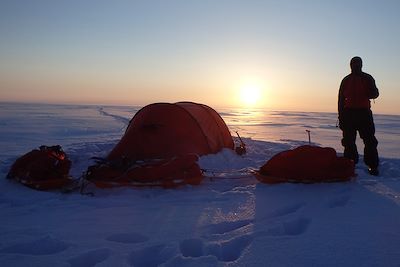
top-left (107, 102), bottom-right (234, 161)
top-left (83, 102), bottom-right (234, 188)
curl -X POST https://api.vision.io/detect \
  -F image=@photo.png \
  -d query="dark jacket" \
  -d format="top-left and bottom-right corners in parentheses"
top-left (338, 71), bottom-right (379, 116)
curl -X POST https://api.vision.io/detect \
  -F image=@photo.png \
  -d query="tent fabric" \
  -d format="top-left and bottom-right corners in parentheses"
top-left (257, 145), bottom-right (355, 184)
top-left (107, 102), bottom-right (234, 161)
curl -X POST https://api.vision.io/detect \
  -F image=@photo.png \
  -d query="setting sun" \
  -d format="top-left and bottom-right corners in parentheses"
top-left (239, 84), bottom-right (262, 106)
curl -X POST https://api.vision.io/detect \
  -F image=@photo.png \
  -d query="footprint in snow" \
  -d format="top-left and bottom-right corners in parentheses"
top-left (326, 195), bottom-right (351, 208)
top-left (106, 232), bottom-right (149, 244)
top-left (265, 203), bottom-right (305, 219)
top-left (205, 234), bottom-right (253, 262)
top-left (164, 254), bottom-right (219, 267)
top-left (205, 219), bottom-right (253, 235)
top-left (0, 236), bottom-right (69, 255)
top-left (128, 244), bottom-right (176, 267)
top-left (264, 217), bottom-right (311, 236)
top-left (68, 248), bottom-right (110, 267)
top-left (179, 235), bottom-right (252, 262)
top-left (179, 238), bottom-right (205, 257)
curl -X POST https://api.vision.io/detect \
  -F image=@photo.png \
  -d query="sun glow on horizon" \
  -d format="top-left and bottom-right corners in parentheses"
top-left (239, 83), bottom-right (263, 107)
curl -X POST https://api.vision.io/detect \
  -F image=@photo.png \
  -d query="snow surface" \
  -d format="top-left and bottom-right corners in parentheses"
top-left (1, 103), bottom-right (400, 267)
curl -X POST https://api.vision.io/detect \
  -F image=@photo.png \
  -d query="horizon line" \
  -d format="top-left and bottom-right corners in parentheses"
top-left (1, 100), bottom-right (398, 116)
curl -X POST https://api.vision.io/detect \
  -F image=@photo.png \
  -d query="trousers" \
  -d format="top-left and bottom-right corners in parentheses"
top-left (339, 108), bottom-right (379, 168)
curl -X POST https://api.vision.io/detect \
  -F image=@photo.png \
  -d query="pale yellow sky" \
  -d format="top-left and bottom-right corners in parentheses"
top-left (1, 1), bottom-right (399, 115)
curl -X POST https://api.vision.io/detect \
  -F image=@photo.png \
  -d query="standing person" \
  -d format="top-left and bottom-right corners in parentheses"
top-left (338, 56), bottom-right (380, 175)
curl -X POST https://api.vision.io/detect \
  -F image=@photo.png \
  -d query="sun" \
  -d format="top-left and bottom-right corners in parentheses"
top-left (239, 84), bottom-right (262, 106)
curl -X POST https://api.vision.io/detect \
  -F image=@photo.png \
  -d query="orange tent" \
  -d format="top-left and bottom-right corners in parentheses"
top-left (107, 102), bottom-right (234, 161)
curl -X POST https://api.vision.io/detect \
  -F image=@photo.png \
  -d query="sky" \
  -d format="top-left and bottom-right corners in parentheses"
top-left (1, 0), bottom-right (399, 114)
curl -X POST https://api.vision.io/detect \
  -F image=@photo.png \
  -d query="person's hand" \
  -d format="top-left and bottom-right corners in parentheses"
top-left (338, 115), bottom-right (343, 130)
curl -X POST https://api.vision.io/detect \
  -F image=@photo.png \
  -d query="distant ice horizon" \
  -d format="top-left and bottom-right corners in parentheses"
top-left (1, 102), bottom-right (398, 160)
top-left (1, 100), bottom-right (398, 116)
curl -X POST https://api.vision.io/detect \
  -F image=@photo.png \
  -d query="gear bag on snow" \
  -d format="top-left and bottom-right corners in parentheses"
top-left (7, 145), bottom-right (72, 190)
top-left (84, 154), bottom-right (203, 188)
top-left (256, 145), bottom-right (356, 184)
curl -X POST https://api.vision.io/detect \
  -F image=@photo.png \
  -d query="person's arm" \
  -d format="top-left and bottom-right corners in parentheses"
top-left (369, 76), bottom-right (379, 99)
top-left (338, 79), bottom-right (345, 129)
top-left (338, 80), bottom-right (345, 115)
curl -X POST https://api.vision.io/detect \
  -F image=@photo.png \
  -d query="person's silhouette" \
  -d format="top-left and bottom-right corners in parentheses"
top-left (338, 56), bottom-right (380, 175)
